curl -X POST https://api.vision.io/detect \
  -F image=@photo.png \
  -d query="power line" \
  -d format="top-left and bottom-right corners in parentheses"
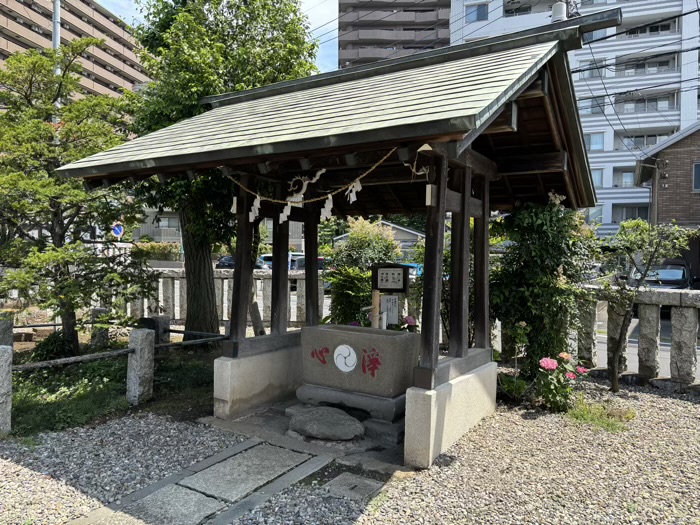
top-left (571, 45), bottom-right (700, 74)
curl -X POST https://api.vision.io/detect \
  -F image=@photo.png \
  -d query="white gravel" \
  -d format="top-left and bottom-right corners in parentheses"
top-left (230, 380), bottom-right (700, 525)
top-left (0, 412), bottom-right (244, 525)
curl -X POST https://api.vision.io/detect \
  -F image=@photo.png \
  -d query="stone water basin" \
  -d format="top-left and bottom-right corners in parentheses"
top-left (300, 325), bottom-right (420, 398)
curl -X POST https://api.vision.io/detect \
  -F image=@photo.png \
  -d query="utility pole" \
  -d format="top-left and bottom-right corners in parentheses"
top-left (52, 0), bottom-right (60, 50)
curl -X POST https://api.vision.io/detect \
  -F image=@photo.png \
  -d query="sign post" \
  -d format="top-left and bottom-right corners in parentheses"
top-left (370, 264), bottom-right (410, 329)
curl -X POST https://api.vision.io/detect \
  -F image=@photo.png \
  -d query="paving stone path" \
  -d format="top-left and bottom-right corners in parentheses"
top-left (68, 438), bottom-right (336, 525)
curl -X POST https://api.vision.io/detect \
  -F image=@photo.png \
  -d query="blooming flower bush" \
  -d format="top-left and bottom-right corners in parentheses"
top-left (535, 352), bottom-right (589, 412)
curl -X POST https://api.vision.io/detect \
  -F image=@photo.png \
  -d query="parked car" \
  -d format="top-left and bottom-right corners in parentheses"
top-left (632, 259), bottom-right (695, 316)
top-left (258, 252), bottom-right (305, 270)
top-left (215, 255), bottom-right (265, 269)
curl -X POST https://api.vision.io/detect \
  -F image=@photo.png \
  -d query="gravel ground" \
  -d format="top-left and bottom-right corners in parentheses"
top-left (0, 413), bottom-right (244, 525)
top-left (230, 380), bottom-right (700, 525)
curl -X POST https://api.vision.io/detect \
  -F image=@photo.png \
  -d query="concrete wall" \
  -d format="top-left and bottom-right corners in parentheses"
top-left (213, 347), bottom-right (302, 419)
top-left (404, 361), bottom-right (497, 469)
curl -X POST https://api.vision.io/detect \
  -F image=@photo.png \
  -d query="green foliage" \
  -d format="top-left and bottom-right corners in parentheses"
top-left (319, 217), bottom-right (347, 247)
top-left (566, 395), bottom-right (635, 432)
top-left (326, 267), bottom-right (373, 325)
top-left (385, 214), bottom-right (426, 233)
top-left (331, 217), bottom-right (402, 271)
top-left (0, 40), bottom-right (158, 351)
top-left (30, 331), bottom-right (73, 363)
top-left (132, 242), bottom-right (181, 261)
top-left (601, 220), bottom-right (698, 391)
top-left (11, 358), bottom-right (129, 435)
top-left (497, 373), bottom-right (530, 402)
top-left (490, 193), bottom-right (599, 377)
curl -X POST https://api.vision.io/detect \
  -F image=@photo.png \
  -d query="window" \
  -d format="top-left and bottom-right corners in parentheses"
top-left (579, 96), bottom-right (605, 115)
top-left (586, 206), bottom-right (603, 224)
top-left (612, 205), bottom-right (649, 223)
top-left (505, 5), bottom-right (531, 16)
top-left (613, 170), bottom-right (635, 188)
top-left (465, 3), bottom-right (488, 22)
top-left (155, 217), bottom-right (178, 229)
top-left (584, 132), bottom-right (605, 151)
top-left (583, 29), bottom-right (606, 43)
top-left (591, 169), bottom-right (604, 188)
top-left (578, 59), bottom-right (605, 79)
top-left (693, 163), bottom-right (700, 191)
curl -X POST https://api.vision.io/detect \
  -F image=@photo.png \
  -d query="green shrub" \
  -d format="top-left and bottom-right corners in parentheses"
top-left (326, 267), bottom-right (372, 325)
top-left (332, 217), bottom-right (401, 271)
top-left (497, 373), bottom-right (530, 402)
top-left (491, 193), bottom-right (599, 378)
top-left (132, 242), bottom-right (181, 261)
top-left (30, 331), bottom-right (73, 362)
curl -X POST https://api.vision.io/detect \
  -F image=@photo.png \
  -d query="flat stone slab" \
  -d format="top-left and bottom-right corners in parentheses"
top-left (123, 484), bottom-right (224, 525)
top-left (325, 472), bottom-right (384, 501)
top-left (178, 444), bottom-right (309, 502)
top-left (289, 406), bottom-right (365, 440)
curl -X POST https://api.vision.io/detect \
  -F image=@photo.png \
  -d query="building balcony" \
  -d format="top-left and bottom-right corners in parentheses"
top-left (339, 28), bottom-right (450, 44)
top-left (580, 109), bottom-right (681, 131)
top-left (574, 69), bottom-right (682, 95)
top-left (339, 8), bottom-right (449, 25)
top-left (581, 31), bottom-right (682, 56)
top-left (338, 47), bottom-right (420, 63)
top-left (579, 0), bottom-right (683, 21)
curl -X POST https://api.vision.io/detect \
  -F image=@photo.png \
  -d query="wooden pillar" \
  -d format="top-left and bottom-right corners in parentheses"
top-left (473, 176), bottom-right (490, 349)
top-left (448, 167), bottom-right (472, 357)
top-left (227, 174), bottom-right (254, 356)
top-left (414, 156), bottom-right (448, 389)
top-left (271, 193), bottom-right (290, 334)
top-left (304, 205), bottom-right (320, 326)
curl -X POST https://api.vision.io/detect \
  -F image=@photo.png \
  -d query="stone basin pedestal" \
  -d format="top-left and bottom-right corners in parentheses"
top-left (297, 325), bottom-right (419, 421)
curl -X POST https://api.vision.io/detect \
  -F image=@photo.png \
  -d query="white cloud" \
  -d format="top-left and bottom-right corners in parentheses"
top-left (97, 0), bottom-right (337, 71)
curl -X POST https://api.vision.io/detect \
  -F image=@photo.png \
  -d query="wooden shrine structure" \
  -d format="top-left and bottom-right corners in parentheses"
top-left (59, 8), bottom-right (622, 467)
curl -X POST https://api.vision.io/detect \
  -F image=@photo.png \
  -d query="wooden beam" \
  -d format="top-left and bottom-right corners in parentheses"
top-left (448, 167), bottom-right (472, 358)
top-left (259, 201), bottom-right (305, 222)
top-left (482, 102), bottom-right (518, 135)
top-left (414, 156), bottom-right (448, 389)
top-left (445, 188), bottom-right (483, 217)
top-left (271, 188), bottom-right (290, 335)
top-left (429, 143), bottom-right (498, 180)
top-left (304, 202), bottom-right (321, 326)
top-left (497, 152), bottom-right (568, 176)
top-left (517, 70), bottom-right (549, 100)
top-left (228, 173), bottom-right (255, 356)
top-left (473, 177), bottom-right (490, 350)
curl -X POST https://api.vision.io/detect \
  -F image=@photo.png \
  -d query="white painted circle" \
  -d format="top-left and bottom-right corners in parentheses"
top-left (334, 344), bottom-right (357, 373)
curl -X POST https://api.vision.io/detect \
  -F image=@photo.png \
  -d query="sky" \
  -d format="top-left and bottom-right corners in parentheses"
top-left (99, 0), bottom-right (339, 72)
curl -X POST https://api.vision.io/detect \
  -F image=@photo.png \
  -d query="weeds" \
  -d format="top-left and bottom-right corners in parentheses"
top-left (566, 395), bottom-right (636, 432)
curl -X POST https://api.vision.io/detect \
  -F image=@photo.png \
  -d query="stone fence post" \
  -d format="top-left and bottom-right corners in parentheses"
top-left (90, 307), bottom-right (109, 348)
top-left (670, 307), bottom-right (698, 384)
top-left (127, 329), bottom-right (155, 405)
top-left (150, 315), bottom-right (170, 345)
top-left (0, 312), bottom-right (12, 348)
top-left (577, 300), bottom-right (598, 367)
top-left (0, 345), bottom-right (11, 434)
top-left (637, 304), bottom-right (660, 380)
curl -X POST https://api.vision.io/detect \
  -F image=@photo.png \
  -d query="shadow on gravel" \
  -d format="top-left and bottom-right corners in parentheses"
top-left (520, 409), bottom-right (546, 420)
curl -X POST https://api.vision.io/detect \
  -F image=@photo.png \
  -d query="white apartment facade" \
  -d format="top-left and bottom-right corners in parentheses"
top-left (451, 0), bottom-right (700, 235)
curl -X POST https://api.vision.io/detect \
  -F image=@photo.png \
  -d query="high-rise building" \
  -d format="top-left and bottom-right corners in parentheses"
top-left (0, 0), bottom-right (148, 97)
top-left (338, 0), bottom-right (451, 69)
top-left (451, 0), bottom-right (699, 236)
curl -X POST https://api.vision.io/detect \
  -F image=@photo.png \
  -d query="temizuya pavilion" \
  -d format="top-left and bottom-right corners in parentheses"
top-left (59, 9), bottom-right (621, 468)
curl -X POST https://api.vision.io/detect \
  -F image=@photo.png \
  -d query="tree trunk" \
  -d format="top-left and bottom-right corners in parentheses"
top-left (60, 302), bottom-right (80, 356)
top-left (180, 201), bottom-right (219, 338)
top-left (610, 307), bottom-right (634, 393)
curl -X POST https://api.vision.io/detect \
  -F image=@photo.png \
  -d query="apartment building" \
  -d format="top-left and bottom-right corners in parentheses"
top-left (338, 0), bottom-right (451, 68)
top-left (451, 0), bottom-right (700, 236)
top-left (0, 0), bottom-right (148, 97)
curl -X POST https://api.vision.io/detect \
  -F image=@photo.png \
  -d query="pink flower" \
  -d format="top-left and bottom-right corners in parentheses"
top-left (539, 357), bottom-right (558, 371)
top-left (576, 366), bottom-right (589, 375)
top-left (565, 372), bottom-right (577, 380)
top-left (404, 315), bottom-right (417, 326)
top-left (558, 352), bottom-right (572, 361)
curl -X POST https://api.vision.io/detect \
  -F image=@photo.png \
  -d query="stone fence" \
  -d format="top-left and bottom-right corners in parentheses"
top-left (130, 269), bottom-right (326, 324)
top-left (576, 287), bottom-right (700, 391)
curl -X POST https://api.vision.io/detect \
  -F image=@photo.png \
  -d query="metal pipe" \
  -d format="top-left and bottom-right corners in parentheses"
top-left (52, 0), bottom-right (60, 50)
top-left (154, 336), bottom-right (226, 349)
